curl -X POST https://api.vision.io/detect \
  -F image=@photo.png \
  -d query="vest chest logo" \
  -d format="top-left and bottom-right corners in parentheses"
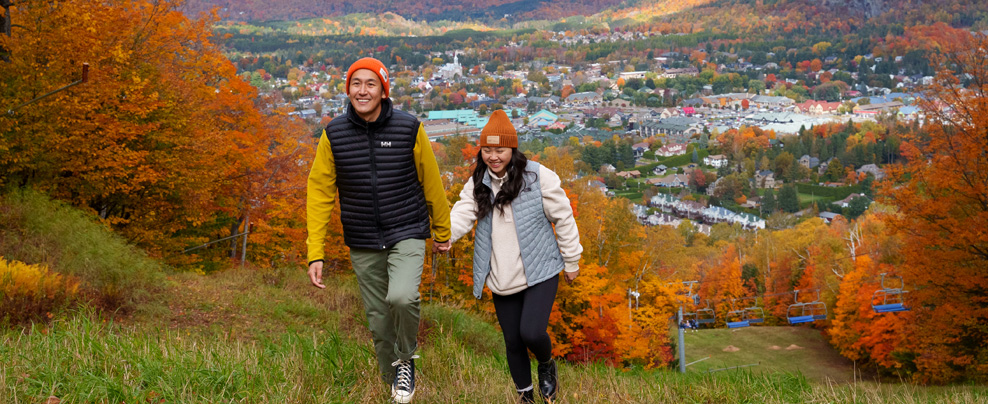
top-left (380, 141), bottom-right (392, 147)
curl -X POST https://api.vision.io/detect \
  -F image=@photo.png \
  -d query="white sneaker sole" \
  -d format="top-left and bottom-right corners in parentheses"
top-left (391, 390), bottom-right (414, 404)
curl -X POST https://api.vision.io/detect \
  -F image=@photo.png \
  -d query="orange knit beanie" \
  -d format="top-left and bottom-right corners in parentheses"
top-left (479, 110), bottom-right (518, 148)
top-left (346, 57), bottom-right (390, 98)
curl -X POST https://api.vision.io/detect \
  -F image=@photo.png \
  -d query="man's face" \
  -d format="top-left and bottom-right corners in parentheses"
top-left (348, 69), bottom-right (385, 122)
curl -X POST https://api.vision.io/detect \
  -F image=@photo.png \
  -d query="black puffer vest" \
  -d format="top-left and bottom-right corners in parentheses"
top-left (326, 99), bottom-right (431, 249)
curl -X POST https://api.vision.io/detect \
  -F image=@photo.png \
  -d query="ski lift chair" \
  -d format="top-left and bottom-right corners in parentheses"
top-left (726, 299), bottom-right (750, 329)
top-left (872, 273), bottom-right (910, 313)
top-left (787, 289), bottom-right (828, 324)
top-left (696, 299), bottom-right (716, 325)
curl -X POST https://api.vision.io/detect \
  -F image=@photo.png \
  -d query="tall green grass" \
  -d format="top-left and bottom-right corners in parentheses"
top-left (2, 189), bottom-right (986, 403)
top-left (4, 308), bottom-right (985, 404)
top-left (1, 314), bottom-right (375, 403)
top-left (0, 189), bottom-right (166, 315)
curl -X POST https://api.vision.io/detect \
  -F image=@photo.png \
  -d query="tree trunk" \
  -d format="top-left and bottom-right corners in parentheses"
top-left (229, 219), bottom-right (242, 259)
top-left (1, 0), bottom-right (11, 62)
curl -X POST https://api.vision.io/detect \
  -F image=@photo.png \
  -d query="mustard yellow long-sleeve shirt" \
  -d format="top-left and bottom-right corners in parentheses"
top-left (306, 123), bottom-right (451, 264)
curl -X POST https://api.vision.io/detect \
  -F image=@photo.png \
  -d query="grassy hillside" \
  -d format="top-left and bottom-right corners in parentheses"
top-left (677, 326), bottom-right (855, 383)
top-left (1, 190), bottom-right (986, 403)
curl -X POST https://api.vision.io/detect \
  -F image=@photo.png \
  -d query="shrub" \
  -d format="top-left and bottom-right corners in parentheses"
top-left (0, 257), bottom-right (80, 324)
top-left (0, 189), bottom-right (166, 314)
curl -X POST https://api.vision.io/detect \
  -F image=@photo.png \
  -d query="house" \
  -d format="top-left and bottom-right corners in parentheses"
top-left (855, 164), bottom-right (885, 180)
top-left (653, 164), bottom-right (668, 176)
top-left (639, 117), bottom-right (703, 143)
top-left (618, 71), bottom-right (647, 80)
top-left (751, 95), bottom-right (795, 109)
top-left (632, 142), bottom-right (649, 158)
top-left (799, 155), bottom-right (820, 169)
top-left (833, 193), bottom-right (869, 208)
top-left (528, 109), bottom-right (559, 127)
top-left (655, 143), bottom-right (687, 157)
top-left (600, 163), bottom-right (616, 173)
top-left (528, 96), bottom-right (561, 109)
top-left (506, 96), bottom-right (528, 108)
top-left (853, 101), bottom-right (904, 116)
top-left (819, 211), bottom-right (842, 223)
top-left (649, 193), bottom-right (678, 210)
top-left (633, 204), bottom-right (650, 219)
top-left (658, 66), bottom-right (699, 79)
top-left (566, 91), bottom-right (602, 105)
top-left (428, 109), bottom-right (489, 129)
top-left (740, 196), bottom-right (761, 210)
top-left (818, 157), bottom-right (834, 175)
top-left (734, 212), bottom-right (766, 229)
top-left (645, 213), bottom-right (682, 228)
top-left (616, 170), bottom-right (641, 179)
top-left (704, 154), bottom-right (728, 168)
top-left (649, 174), bottom-right (689, 188)
top-left (673, 200), bottom-right (706, 219)
top-left (794, 100), bottom-right (841, 115)
top-left (755, 170), bottom-right (778, 188)
top-left (608, 114), bottom-right (624, 127)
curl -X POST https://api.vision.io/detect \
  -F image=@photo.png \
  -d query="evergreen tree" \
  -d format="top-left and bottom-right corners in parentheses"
top-left (846, 195), bottom-right (871, 219)
top-left (779, 185), bottom-right (800, 213)
top-left (762, 188), bottom-right (777, 214)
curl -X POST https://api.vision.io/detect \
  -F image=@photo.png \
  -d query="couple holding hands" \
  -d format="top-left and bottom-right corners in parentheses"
top-left (305, 57), bottom-right (582, 403)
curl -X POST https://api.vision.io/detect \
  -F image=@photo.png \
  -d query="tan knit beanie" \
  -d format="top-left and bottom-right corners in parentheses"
top-left (479, 110), bottom-right (518, 148)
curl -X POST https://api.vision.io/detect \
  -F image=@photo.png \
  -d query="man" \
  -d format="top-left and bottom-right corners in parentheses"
top-left (306, 57), bottom-right (451, 403)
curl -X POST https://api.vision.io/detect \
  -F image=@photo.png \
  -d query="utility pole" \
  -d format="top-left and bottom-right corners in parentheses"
top-left (240, 212), bottom-right (250, 268)
top-left (677, 280), bottom-right (697, 374)
top-left (678, 305), bottom-right (686, 373)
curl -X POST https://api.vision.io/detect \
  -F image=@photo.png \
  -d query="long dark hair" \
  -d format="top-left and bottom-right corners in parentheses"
top-left (472, 148), bottom-right (532, 218)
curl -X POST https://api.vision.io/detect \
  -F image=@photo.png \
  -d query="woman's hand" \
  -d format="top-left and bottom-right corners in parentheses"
top-left (564, 270), bottom-right (579, 284)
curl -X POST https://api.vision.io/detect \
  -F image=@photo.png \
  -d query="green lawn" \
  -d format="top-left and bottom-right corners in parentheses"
top-left (675, 325), bottom-right (854, 383)
top-left (797, 192), bottom-right (832, 204)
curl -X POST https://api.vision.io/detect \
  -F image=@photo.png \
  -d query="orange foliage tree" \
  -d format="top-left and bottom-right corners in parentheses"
top-left (0, 0), bottom-right (312, 266)
top-left (878, 32), bottom-right (988, 383)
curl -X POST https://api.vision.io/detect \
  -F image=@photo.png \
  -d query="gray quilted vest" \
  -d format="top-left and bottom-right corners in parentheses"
top-left (472, 160), bottom-right (564, 298)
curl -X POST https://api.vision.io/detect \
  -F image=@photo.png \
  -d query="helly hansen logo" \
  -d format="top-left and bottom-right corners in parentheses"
top-left (381, 141), bottom-right (392, 147)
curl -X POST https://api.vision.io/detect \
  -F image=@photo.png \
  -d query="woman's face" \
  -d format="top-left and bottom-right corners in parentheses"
top-left (481, 147), bottom-right (513, 177)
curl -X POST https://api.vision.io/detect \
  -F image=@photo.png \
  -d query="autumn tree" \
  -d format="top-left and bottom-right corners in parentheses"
top-left (0, 0), bottom-right (312, 266)
top-left (879, 32), bottom-right (988, 383)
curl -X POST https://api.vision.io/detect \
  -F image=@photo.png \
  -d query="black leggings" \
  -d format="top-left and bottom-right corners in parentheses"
top-left (491, 275), bottom-right (559, 390)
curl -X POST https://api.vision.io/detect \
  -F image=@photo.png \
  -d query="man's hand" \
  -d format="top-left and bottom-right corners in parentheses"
top-left (308, 261), bottom-right (326, 289)
top-left (433, 240), bottom-right (451, 253)
top-left (564, 270), bottom-right (579, 284)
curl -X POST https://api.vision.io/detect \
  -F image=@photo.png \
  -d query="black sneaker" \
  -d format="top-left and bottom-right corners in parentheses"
top-left (537, 358), bottom-right (558, 402)
top-left (518, 388), bottom-right (536, 403)
top-left (391, 355), bottom-right (418, 403)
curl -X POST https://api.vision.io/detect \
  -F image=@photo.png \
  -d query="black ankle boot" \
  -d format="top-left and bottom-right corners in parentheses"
top-left (518, 389), bottom-right (536, 403)
top-left (537, 358), bottom-right (558, 402)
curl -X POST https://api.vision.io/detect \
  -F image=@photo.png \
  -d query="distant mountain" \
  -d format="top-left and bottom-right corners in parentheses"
top-left (183, 0), bottom-right (630, 23)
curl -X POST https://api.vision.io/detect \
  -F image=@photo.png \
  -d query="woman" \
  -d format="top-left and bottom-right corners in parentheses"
top-left (440, 109), bottom-right (582, 403)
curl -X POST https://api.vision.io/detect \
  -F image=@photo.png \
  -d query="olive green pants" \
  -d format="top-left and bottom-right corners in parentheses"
top-left (349, 238), bottom-right (424, 382)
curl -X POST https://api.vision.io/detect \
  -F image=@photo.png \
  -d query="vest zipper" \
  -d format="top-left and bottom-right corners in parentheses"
top-left (366, 125), bottom-right (385, 249)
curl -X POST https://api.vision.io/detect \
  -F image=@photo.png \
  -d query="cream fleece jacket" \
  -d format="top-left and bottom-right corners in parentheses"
top-left (450, 165), bottom-right (582, 296)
